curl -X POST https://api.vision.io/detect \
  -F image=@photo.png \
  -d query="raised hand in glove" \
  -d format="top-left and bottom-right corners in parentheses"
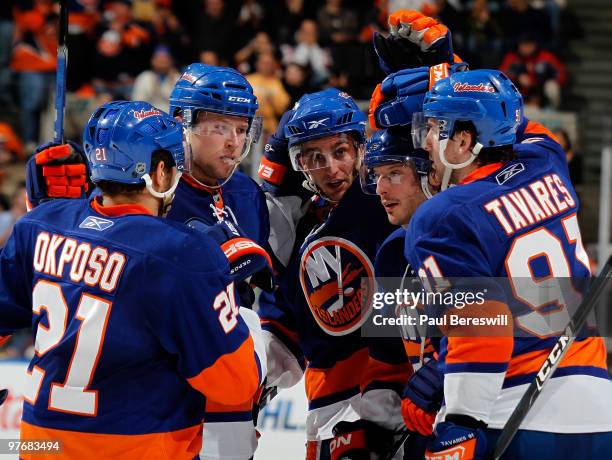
top-left (425, 416), bottom-right (488, 460)
top-left (25, 141), bottom-right (90, 209)
top-left (402, 358), bottom-right (444, 436)
top-left (374, 9), bottom-right (458, 74)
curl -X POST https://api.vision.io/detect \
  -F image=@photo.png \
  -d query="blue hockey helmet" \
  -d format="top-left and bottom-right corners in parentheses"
top-left (422, 69), bottom-right (523, 149)
top-left (285, 88), bottom-right (367, 172)
top-left (169, 63), bottom-right (259, 126)
top-left (414, 69), bottom-right (523, 190)
top-left (83, 100), bottom-right (186, 184)
top-left (360, 128), bottom-right (432, 195)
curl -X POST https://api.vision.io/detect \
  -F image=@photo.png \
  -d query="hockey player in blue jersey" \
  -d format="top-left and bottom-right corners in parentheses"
top-left (257, 88), bottom-right (400, 459)
top-left (402, 69), bottom-right (612, 459)
top-left (25, 64), bottom-right (272, 460)
top-left (0, 101), bottom-right (267, 459)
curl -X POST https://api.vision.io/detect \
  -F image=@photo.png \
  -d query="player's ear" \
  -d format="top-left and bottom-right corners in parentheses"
top-left (152, 160), bottom-right (172, 192)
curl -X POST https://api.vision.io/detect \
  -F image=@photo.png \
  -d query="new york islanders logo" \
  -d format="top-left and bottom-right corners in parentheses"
top-left (300, 237), bottom-right (375, 336)
top-left (133, 108), bottom-right (162, 120)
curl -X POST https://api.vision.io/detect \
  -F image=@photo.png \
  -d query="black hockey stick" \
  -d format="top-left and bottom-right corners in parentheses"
top-left (53, 0), bottom-right (68, 143)
top-left (491, 255), bottom-right (612, 460)
top-left (384, 428), bottom-right (410, 460)
top-left (0, 389), bottom-right (8, 406)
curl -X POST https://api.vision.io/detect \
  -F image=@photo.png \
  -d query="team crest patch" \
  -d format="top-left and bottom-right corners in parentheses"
top-left (495, 162), bottom-right (525, 185)
top-left (300, 237), bottom-right (375, 336)
top-left (79, 216), bottom-right (114, 231)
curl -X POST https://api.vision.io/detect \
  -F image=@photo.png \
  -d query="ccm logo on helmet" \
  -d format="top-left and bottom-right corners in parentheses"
top-left (228, 96), bottom-right (251, 103)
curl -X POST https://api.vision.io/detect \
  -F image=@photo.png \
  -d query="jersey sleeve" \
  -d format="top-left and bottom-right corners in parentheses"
top-left (405, 209), bottom-right (514, 424)
top-left (146, 249), bottom-right (263, 407)
top-left (0, 222), bottom-right (33, 344)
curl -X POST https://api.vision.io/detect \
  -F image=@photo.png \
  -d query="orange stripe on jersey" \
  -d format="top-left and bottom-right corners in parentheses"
top-left (506, 337), bottom-right (608, 379)
top-left (402, 339), bottom-right (436, 360)
top-left (187, 336), bottom-right (259, 406)
top-left (206, 399), bottom-right (253, 413)
top-left (523, 121), bottom-right (560, 144)
top-left (257, 157), bottom-right (287, 185)
top-left (0, 335), bottom-right (10, 347)
top-left (20, 420), bottom-right (202, 460)
top-left (360, 357), bottom-right (413, 392)
top-left (460, 162), bottom-right (504, 185)
top-left (445, 301), bottom-right (513, 365)
top-left (305, 348), bottom-right (369, 401)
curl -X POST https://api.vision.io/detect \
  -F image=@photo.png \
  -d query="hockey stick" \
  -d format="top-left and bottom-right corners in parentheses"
top-left (384, 428), bottom-right (410, 460)
top-left (0, 389), bottom-right (8, 406)
top-left (53, 0), bottom-right (69, 143)
top-left (491, 255), bottom-right (612, 460)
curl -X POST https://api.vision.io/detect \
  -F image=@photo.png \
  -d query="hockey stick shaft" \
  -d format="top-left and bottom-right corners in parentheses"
top-left (0, 389), bottom-right (8, 406)
top-left (384, 429), bottom-right (410, 460)
top-left (53, 0), bottom-right (68, 144)
top-left (491, 255), bottom-right (612, 460)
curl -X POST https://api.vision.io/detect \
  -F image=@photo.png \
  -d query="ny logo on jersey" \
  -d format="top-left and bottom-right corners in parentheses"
top-left (495, 162), bottom-right (525, 185)
top-left (79, 216), bottom-right (114, 231)
top-left (300, 237), bottom-right (375, 336)
top-left (306, 118), bottom-right (329, 130)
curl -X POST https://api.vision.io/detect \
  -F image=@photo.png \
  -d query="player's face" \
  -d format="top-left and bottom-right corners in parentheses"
top-left (374, 162), bottom-right (426, 226)
top-left (299, 134), bottom-right (358, 202)
top-left (189, 112), bottom-right (249, 185)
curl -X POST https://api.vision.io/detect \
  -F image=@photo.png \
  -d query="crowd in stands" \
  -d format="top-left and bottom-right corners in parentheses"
top-left (0, 0), bottom-right (578, 278)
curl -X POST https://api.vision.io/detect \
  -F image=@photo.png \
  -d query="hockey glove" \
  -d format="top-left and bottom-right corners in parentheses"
top-left (425, 416), bottom-right (488, 460)
top-left (25, 141), bottom-right (90, 209)
top-left (373, 10), bottom-right (457, 75)
top-left (186, 219), bottom-right (274, 293)
top-left (401, 358), bottom-right (444, 436)
top-left (330, 419), bottom-right (395, 460)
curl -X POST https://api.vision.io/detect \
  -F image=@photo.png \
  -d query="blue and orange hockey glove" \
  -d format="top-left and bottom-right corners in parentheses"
top-left (25, 141), bottom-right (89, 210)
top-left (425, 416), bottom-right (488, 460)
top-left (186, 219), bottom-right (274, 294)
top-left (373, 9), bottom-right (459, 75)
top-left (401, 358), bottom-right (444, 436)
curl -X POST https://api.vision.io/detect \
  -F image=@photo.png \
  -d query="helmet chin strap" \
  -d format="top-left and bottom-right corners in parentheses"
top-left (142, 171), bottom-right (182, 217)
top-left (438, 138), bottom-right (483, 190)
top-left (420, 175), bottom-right (434, 199)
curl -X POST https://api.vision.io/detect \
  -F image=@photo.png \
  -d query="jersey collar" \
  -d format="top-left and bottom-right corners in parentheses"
top-left (90, 196), bottom-right (153, 217)
top-left (460, 162), bottom-right (504, 185)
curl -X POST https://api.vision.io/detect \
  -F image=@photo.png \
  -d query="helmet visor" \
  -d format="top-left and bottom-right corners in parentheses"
top-left (289, 133), bottom-right (361, 172)
top-left (360, 156), bottom-right (431, 195)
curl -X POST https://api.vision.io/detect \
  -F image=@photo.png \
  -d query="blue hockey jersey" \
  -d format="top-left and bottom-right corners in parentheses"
top-left (0, 197), bottom-right (262, 459)
top-left (259, 181), bottom-right (396, 442)
top-left (404, 120), bottom-right (612, 432)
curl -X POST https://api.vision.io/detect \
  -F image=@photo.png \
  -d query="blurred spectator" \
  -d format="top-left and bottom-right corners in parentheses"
top-left (0, 0), bottom-right (16, 104)
top-left (283, 62), bottom-right (314, 107)
top-left (11, 0), bottom-right (58, 150)
top-left (267, 0), bottom-right (310, 46)
top-left (387, 0), bottom-right (429, 14)
top-left (317, 0), bottom-right (359, 46)
top-left (0, 123), bottom-right (24, 165)
top-left (554, 128), bottom-right (583, 186)
top-left (0, 181), bottom-right (27, 248)
top-left (132, 46), bottom-right (180, 112)
top-left (149, 0), bottom-right (190, 67)
top-left (235, 31), bottom-right (277, 75)
top-left (282, 19), bottom-right (330, 86)
top-left (247, 52), bottom-right (290, 137)
top-left (499, 34), bottom-right (566, 108)
top-left (498, 0), bottom-right (553, 52)
top-left (463, 0), bottom-right (503, 68)
top-left (237, 0), bottom-right (265, 40)
top-left (65, 0), bottom-right (100, 92)
top-left (93, 0), bottom-right (154, 99)
top-left (199, 49), bottom-right (220, 66)
top-left (193, 0), bottom-right (236, 65)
